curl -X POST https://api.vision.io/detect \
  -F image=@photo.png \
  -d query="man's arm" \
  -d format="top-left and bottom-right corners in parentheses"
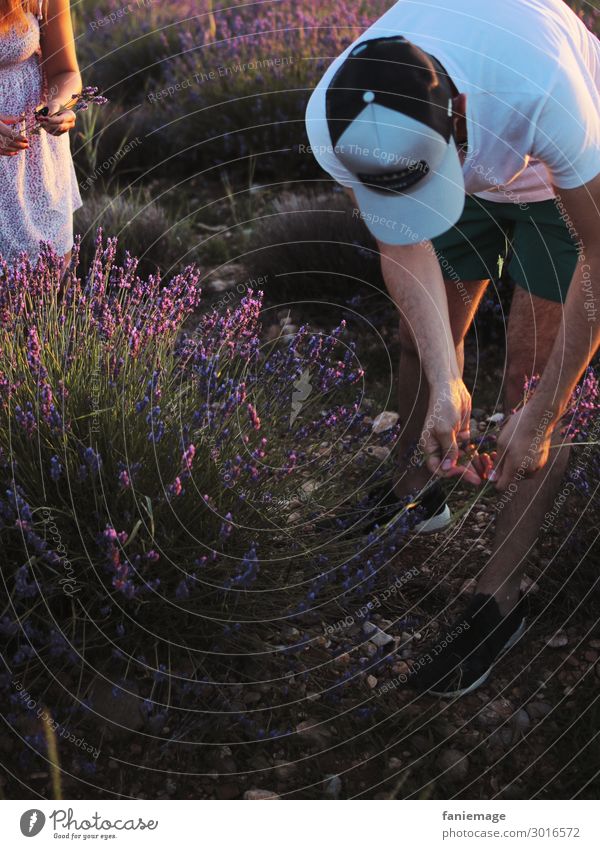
top-left (344, 186), bottom-right (473, 474)
top-left (493, 173), bottom-right (600, 488)
top-left (376, 236), bottom-right (472, 476)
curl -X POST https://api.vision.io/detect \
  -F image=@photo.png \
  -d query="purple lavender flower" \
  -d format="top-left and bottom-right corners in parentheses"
top-left (49, 456), bottom-right (62, 482)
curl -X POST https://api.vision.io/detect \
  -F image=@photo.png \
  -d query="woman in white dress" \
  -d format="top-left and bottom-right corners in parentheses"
top-left (0, 0), bottom-right (82, 266)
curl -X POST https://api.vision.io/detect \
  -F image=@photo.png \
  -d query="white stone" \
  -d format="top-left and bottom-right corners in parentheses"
top-left (372, 411), bottom-right (399, 433)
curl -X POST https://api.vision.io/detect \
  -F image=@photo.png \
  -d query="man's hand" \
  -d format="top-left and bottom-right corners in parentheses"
top-left (420, 377), bottom-right (483, 484)
top-left (489, 406), bottom-right (554, 490)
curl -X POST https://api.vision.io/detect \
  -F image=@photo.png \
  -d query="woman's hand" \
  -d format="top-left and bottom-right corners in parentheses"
top-left (0, 116), bottom-right (29, 156)
top-left (35, 100), bottom-right (76, 136)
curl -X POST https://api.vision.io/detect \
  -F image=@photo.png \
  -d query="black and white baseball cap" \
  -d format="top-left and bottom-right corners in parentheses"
top-left (325, 35), bottom-right (465, 245)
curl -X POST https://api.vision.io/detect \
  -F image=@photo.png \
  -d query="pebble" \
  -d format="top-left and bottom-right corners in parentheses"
top-left (547, 632), bottom-right (568, 649)
top-left (323, 774), bottom-right (343, 799)
top-left (372, 411), bottom-right (399, 433)
top-left (217, 783), bottom-right (240, 800)
top-left (244, 789), bottom-right (279, 800)
top-left (363, 621), bottom-right (394, 647)
top-left (478, 698), bottom-right (513, 728)
top-left (366, 675), bottom-right (378, 689)
top-left (437, 748), bottom-right (470, 782)
top-left (295, 720), bottom-right (331, 747)
top-left (526, 701), bottom-right (552, 721)
top-left (243, 691), bottom-right (262, 705)
top-left (511, 709), bottom-right (530, 738)
top-left (388, 757), bottom-right (403, 771)
top-left (273, 760), bottom-right (296, 780)
top-left (410, 734), bottom-right (430, 754)
top-left (487, 412), bottom-right (505, 425)
top-left (363, 446), bottom-right (391, 461)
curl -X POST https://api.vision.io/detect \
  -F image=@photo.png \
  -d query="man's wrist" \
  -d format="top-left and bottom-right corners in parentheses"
top-left (429, 369), bottom-right (462, 393)
top-left (524, 390), bottom-right (565, 429)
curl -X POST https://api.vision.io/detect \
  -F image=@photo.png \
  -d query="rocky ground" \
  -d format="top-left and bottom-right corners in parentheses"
top-left (2, 270), bottom-right (599, 801)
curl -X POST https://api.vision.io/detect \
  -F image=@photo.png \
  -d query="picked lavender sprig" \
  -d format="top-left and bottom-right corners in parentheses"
top-left (25, 86), bottom-right (108, 135)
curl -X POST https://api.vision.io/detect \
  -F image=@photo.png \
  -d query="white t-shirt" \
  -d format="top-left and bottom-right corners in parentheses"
top-left (304, 0), bottom-right (600, 204)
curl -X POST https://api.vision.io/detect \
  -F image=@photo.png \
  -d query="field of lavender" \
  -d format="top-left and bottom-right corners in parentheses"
top-left (68, 0), bottom-right (599, 272)
top-left (1, 0), bottom-right (600, 803)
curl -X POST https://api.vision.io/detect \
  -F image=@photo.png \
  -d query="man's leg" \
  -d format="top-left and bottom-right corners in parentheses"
top-left (393, 276), bottom-right (489, 496)
top-left (476, 287), bottom-right (572, 615)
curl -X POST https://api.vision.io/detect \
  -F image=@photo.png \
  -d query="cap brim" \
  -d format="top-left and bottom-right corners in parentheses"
top-left (351, 138), bottom-right (465, 246)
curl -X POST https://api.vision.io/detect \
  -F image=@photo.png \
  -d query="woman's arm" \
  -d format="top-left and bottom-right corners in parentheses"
top-left (343, 186), bottom-right (472, 477)
top-left (36, 0), bottom-right (81, 136)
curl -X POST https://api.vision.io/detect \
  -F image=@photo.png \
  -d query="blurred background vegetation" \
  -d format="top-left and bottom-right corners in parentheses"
top-left (70, 1), bottom-right (599, 280)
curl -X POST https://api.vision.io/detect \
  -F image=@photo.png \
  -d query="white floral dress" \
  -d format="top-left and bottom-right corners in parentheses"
top-left (0, 11), bottom-right (82, 263)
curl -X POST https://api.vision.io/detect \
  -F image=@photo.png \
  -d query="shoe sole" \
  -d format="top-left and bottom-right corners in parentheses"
top-left (427, 616), bottom-right (527, 698)
top-left (413, 504), bottom-right (451, 535)
top-left (373, 503), bottom-right (451, 536)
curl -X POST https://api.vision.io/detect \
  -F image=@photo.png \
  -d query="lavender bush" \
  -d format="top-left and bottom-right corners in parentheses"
top-left (0, 235), bottom-right (412, 735)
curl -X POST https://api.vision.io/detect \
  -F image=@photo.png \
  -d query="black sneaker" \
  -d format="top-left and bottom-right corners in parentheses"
top-left (361, 480), bottom-right (451, 536)
top-left (406, 592), bottom-right (527, 697)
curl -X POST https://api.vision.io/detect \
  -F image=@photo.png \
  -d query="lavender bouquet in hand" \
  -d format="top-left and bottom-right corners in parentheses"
top-left (21, 86), bottom-right (108, 136)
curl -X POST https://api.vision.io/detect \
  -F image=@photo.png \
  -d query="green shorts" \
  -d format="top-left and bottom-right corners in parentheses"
top-left (431, 195), bottom-right (580, 303)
